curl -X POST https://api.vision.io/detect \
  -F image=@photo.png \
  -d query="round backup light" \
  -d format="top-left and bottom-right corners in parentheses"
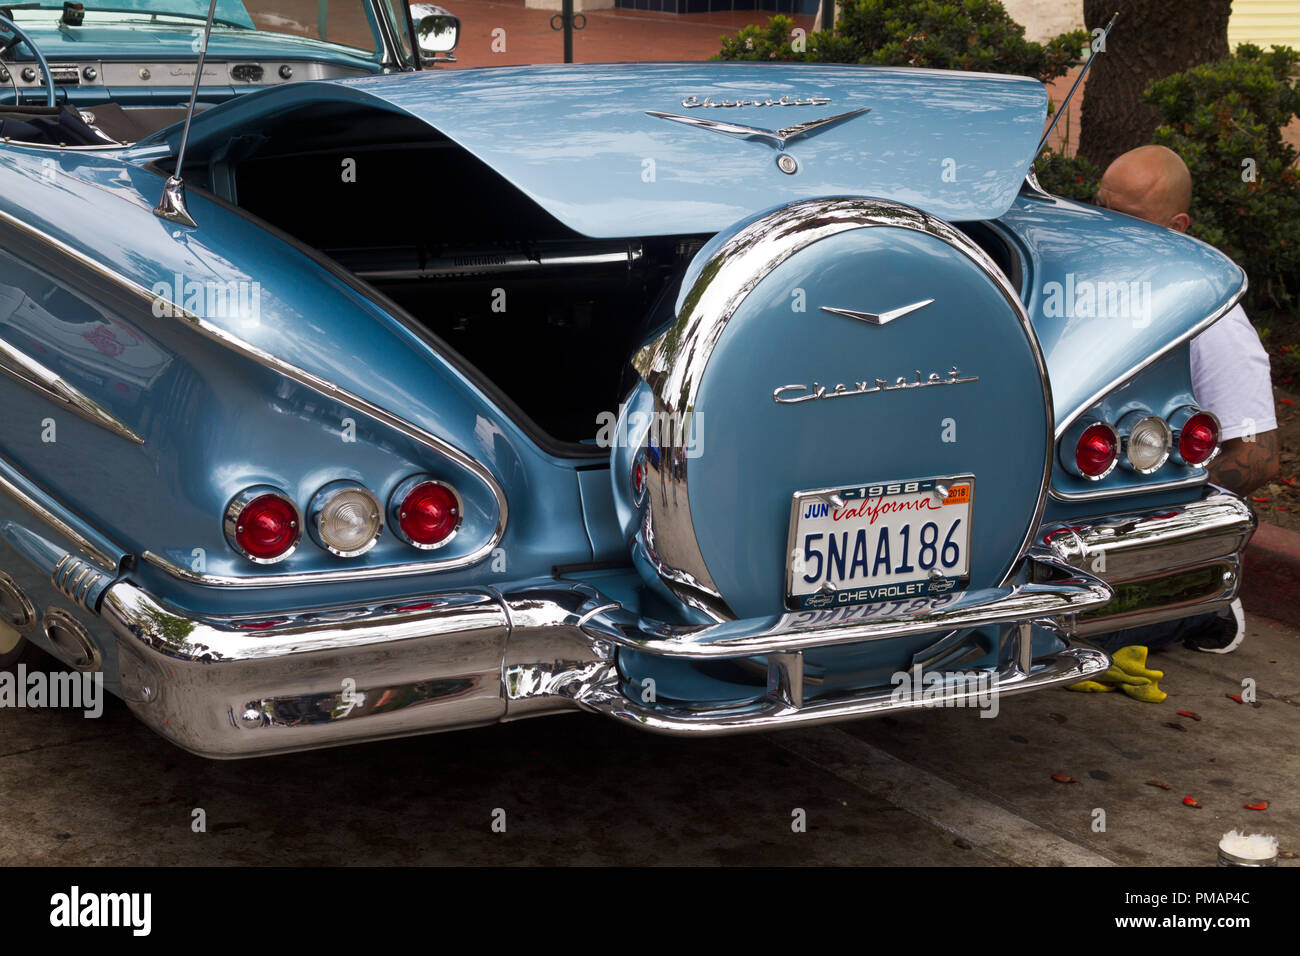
top-left (1176, 411), bottom-right (1221, 466)
top-left (309, 482), bottom-right (383, 557)
top-left (225, 487), bottom-right (301, 564)
top-left (390, 476), bottom-right (461, 549)
top-left (1120, 413), bottom-right (1173, 474)
top-left (1072, 421), bottom-right (1120, 480)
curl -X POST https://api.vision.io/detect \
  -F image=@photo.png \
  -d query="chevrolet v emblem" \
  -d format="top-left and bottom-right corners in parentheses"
top-left (644, 107), bottom-right (870, 150)
top-left (820, 299), bottom-right (934, 327)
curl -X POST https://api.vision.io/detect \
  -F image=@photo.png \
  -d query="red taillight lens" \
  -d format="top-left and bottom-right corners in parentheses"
top-left (397, 481), bottom-right (460, 547)
top-left (1075, 423), bottom-right (1119, 478)
top-left (1178, 412), bottom-right (1220, 465)
top-left (234, 494), bottom-right (299, 561)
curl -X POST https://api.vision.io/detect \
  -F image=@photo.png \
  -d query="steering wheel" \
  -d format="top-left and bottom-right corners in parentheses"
top-left (0, 11), bottom-right (55, 108)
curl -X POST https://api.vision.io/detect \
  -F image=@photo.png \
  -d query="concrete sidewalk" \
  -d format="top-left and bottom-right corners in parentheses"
top-left (0, 615), bottom-right (1295, 866)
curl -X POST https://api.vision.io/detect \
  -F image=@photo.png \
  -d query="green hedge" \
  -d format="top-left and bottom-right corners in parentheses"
top-left (716, 0), bottom-right (1086, 83)
top-left (1037, 44), bottom-right (1299, 311)
top-left (1147, 44), bottom-right (1300, 310)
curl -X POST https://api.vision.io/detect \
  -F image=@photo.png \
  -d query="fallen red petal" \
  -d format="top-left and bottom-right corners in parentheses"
top-left (1283, 398), bottom-right (1296, 406)
top-left (1183, 796), bottom-right (1202, 808)
top-left (1177, 710), bottom-right (1202, 721)
top-left (1051, 773), bottom-right (1077, 784)
top-left (1243, 801), bottom-right (1268, 811)
top-left (1252, 497), bottom-right (1270, 503)
top-left (1146, 780), bottom-right (1173, 790)
top-left (1227, 694), bottom-right (1244, 704)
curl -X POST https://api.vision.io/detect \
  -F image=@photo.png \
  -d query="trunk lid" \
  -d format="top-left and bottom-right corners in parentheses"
top-left (151, 62), bottom-right (1049, 237)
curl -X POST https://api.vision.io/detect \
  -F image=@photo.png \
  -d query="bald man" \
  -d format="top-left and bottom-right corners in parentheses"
top-left (1096, 145), bottom-right (1279, 499)
top-left (1092, 145), bottom-right (1278, 654)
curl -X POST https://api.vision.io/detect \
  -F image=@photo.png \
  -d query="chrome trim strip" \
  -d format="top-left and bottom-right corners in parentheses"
top-left (1053, 277), bottom-right (1247, 443)
top-left (1050, 472), bottom-right (1207, 502)
top-left (631, 197), bottom-right (1055, 616)
top-left (645, 107), bottom-right (870, 150)
top-left (0, 206), bottom-right (509, 586)
top-left (140, 546), bottom-right (514, 588)
top-left (48, 553), bottom-right (108, 611)
top-left (0, 458), bottom-right (118, 571)
top-left (0, 334), bottom-right (145, 444)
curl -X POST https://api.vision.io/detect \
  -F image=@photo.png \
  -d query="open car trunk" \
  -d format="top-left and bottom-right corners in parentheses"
top-left (159, 65), bottom-right (1045, 451)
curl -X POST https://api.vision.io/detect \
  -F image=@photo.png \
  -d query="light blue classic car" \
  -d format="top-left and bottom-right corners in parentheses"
top-left (0, 0), bottom-right (1255, 757)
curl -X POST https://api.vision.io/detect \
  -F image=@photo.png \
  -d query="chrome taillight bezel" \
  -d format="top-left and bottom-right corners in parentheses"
top-left (1059, 418), bottom-right (1120, 481)
top-left (1118, 411), bottom-right (1173, 475)
top-left (307, 481), bottom-right (384, 558)
top-left (388, 475), bottom-right (463, 550)
top-left (223, 485), bottom-right (303, 565)
top-left (1168, 406), bottom-right (1222, 467)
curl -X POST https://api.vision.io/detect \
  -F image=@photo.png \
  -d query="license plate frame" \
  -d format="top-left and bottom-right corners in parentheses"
top-left (784, 474), bottom-right (975, 611)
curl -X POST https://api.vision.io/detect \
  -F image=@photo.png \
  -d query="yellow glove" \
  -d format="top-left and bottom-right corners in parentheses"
top-left (1067, 645), bottom-right (1166, 703)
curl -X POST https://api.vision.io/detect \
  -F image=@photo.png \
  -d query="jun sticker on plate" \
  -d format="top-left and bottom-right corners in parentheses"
top-left (785, 475), bottom-right (974, 610)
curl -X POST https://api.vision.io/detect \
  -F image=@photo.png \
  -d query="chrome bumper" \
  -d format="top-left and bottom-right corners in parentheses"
top-left (98, 487), bottom-right (1253, 757)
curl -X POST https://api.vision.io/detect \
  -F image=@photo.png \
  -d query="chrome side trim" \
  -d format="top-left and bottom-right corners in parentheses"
top-left (0, 333), bottom-right (145, 444)
top-left (50, 553), bottom-right (108, 612)
top-left (1052, 277), bottom-right (1247, 443)
top-left (0, 456), bottom-right (118, 572)
top-left (1050, 472), bottom-right (1206, 502)
top-left (0, 206), bottom-right (509, 586)
top-left (631, 197), bottom-right (1055, 617)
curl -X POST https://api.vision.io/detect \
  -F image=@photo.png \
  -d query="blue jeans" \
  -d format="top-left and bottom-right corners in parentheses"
top-left (1089, 611), bottom-right (1220, 655)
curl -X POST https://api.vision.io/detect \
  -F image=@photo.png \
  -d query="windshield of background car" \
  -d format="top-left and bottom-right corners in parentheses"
top-left (4, 0), bottom-right (384, 57)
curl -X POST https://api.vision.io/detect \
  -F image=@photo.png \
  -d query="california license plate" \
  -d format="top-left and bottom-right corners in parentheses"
top-left (785, 476), bottom-right (974, 610)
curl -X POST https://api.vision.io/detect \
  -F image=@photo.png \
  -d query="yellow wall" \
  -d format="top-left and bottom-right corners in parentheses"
top-left (1228, 0), bottom-right (1300, 51)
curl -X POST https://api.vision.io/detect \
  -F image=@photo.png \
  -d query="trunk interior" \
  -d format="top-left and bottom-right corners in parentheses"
top-left (186, 103), bottom-right (1020, 453)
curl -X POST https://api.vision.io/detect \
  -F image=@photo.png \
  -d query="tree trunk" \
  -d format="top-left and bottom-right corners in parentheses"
top-left (1077, 0), bottom-right (1231, 170)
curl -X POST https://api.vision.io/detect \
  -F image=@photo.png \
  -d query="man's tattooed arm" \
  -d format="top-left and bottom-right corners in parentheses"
top-left (1208, 430), bottom-right (1280, 497)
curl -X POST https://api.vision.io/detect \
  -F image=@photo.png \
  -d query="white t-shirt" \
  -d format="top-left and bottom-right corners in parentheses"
top-left (1189, 303), bottom-right (1277, 441)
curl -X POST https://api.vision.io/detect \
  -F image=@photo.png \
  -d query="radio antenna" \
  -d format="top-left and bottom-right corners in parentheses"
top-left (1037, 10), bottom-right (1119, 155)
top-left (153, 0), bottom-right (219, 228)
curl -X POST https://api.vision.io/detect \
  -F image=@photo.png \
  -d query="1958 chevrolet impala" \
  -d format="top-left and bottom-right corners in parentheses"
top-left (0, 0), bottom-right (1255, 756)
